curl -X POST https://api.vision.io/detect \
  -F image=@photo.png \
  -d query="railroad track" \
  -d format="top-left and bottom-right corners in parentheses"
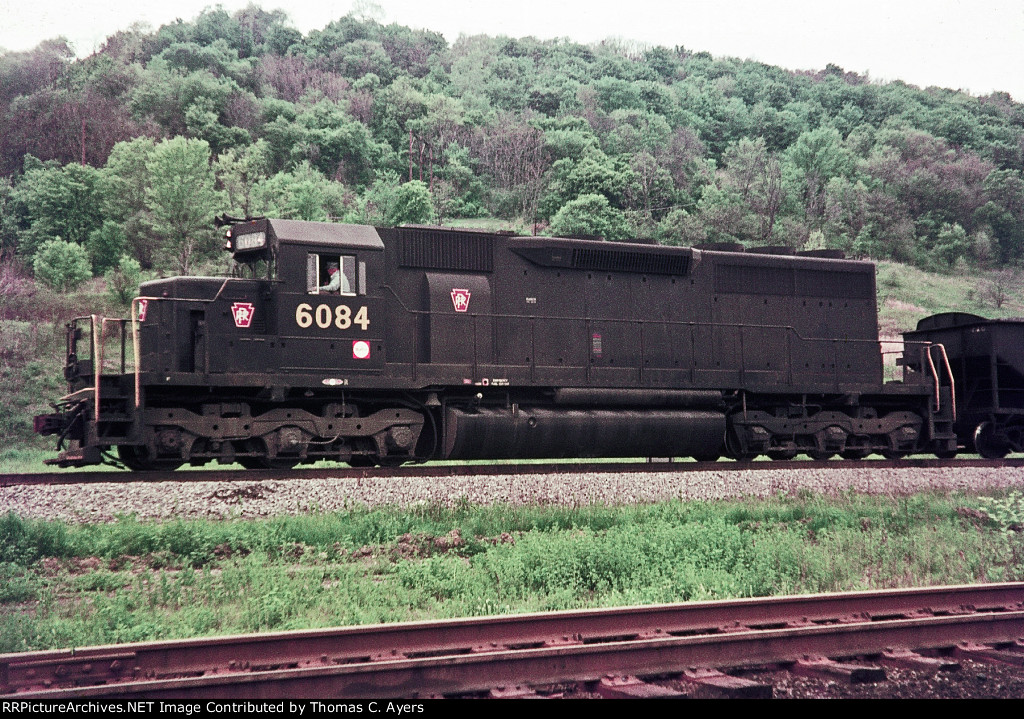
top-left (4, 583), bottom-right (1023, 699)
top-left (4, 456), bottom-right (1024, 487)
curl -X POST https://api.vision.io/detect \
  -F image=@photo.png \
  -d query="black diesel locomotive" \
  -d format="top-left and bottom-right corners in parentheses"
top-left (36, 218), bottom-right (963, 470)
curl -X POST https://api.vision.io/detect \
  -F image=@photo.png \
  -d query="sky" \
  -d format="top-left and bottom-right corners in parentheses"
top-left (1, 0), bottom-right (1022, 101)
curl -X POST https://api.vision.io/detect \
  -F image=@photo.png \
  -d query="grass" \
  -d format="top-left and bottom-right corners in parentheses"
top-left (875, 261), bottom-right (1024, 337)
top-left (1, 490), bottom-right (1021, 653)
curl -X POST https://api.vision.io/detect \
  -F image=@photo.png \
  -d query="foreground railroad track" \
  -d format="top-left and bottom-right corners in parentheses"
top-left (4, 456), bottom-right (1024, 487)
top-left (4, 583), bottom-right (1023, 699)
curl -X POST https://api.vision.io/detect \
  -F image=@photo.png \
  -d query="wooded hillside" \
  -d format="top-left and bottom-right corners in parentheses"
top-left (1, 5), bottom-right (1022, 287)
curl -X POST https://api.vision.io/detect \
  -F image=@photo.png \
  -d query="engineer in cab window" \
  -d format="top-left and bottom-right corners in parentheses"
top-left (317, 257), bottom-right (356, 295)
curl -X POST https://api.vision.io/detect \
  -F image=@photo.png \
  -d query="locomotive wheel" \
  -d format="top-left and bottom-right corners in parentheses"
top-left (692, 452), bottom-right (721, 462)
top-left (347, 455), bottom-right (378, 468)
top-left (724, 429), bottom-right (757, 461)
top-left (117, 445), bottom-right (183, 472)
top-left (238, 457), bottom-right (299, 470)
top-left (237, 439), bottom-right (299, 469)
top-left (840, 448), bottom-right (871, 460)
top-left (974, 422), bottom-right (1010, 459)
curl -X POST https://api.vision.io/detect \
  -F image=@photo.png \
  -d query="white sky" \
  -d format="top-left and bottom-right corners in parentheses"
top-left (1, 0), bottom-right (1022, 101)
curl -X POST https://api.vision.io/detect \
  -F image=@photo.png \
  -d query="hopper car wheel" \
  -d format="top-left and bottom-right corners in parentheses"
top-left (767, 449), bottom-right (797, 461)
top-left (974, 422), bottom-right (1009, 460)
top-left (935, 450), bottom-right (958, 459)
top-left (117, 445), bottom-right (183, 472)
top-left (881, 449), bottom-right (909, 460)
top-left (807, 451), bottom-right (835, 461)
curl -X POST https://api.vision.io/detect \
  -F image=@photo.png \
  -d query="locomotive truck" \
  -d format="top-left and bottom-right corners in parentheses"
top-left (35, 218), bottom-right (960, 470)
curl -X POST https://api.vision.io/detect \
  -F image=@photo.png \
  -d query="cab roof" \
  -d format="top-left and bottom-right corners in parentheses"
top-left (268, 220), bottom-right (384, 250)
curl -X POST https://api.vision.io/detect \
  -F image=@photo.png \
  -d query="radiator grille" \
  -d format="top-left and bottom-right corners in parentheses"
top-left (716, 263), bottom-right (873, 298)
top-left (398, 228), bottom-right (494, 271)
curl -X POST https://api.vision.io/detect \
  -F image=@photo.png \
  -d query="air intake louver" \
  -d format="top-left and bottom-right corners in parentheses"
top-left (572, 247), bottom-right (690, 275)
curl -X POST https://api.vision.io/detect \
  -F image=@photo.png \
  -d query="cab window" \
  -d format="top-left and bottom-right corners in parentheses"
top-left (307, 253), bottom-right (356, 296)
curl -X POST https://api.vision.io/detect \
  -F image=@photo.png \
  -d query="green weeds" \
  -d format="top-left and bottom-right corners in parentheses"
top-left (1, 491), bottom-right (1022, 653)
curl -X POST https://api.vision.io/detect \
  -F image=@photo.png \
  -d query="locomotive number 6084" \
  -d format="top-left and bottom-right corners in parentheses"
top-left (295, 303), bottom-right (370, 330)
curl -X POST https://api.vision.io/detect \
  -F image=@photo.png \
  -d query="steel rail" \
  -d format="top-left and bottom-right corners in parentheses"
top-left (4, 583), bottom-right (1022, 698)
top-left (4, 456), bottom-right (1024, 487)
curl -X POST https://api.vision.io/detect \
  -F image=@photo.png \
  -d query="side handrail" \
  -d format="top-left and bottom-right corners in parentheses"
top-left (91, 314), bottom-right (100, 423)
top-left (934, 343), bottom-right (957, 421)
top-left (920, 342), bottom-right (957, 421)
top-left (131, 297), bottom-right (163, 409)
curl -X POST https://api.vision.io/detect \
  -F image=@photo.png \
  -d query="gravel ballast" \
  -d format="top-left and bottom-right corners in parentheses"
top-left (2, 465), bottom-right (1021, 523)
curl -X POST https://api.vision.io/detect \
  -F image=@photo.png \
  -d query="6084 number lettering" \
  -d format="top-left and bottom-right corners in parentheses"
top-left (295, 303), bottom-right (370, 330)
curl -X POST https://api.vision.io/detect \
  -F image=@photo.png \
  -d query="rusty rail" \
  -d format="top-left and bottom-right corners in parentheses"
top-left (4, 583), bottom-right (1022, 698)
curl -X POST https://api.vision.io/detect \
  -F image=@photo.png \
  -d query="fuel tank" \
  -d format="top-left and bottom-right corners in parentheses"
top-left (443, 406), bottom-right (726, 459)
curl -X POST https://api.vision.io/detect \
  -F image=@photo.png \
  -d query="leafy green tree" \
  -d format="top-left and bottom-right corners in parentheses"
top-left (12, 161), bottom-right (104, 260)
top-left (975, 169), bottom-right (1024, 261)
top-left (783, 127), bottom-right (854, 240)
top-left (144, 137), bottom-right (225, 274)
top-left (32, 239), bottom-right (92, 291)
top-left (540, 149), bottom-right (631, 217)
top-left (692, 184), bottom-right (751, 243)
top-left (86, 220), bottom-right (128, 274)
top-left (656, 208), bottom-right (708, 246)
top-left (105, 254), bottom-right (143, 305)
top-left (99, 137), bottom-right (158, 268)
top-left (548, 194), bottom-right (630, 240)
top-left (130, 61), bottom-right (239, 137)
top-left (215, 140), bottom-right (271, 217)
top-left (386, 180), bottom-right (433, 225)
top-left (358, 170), bottom-right (403, 224)
top-left (264, 99), bottom-right (388, 187)
top-left (721, 138), bottom-right (785, 242)
top-left (184, 95), bottom-right (253, 155)
top-left (932, 222), bottom-right (971, 268)
top-left (252, 162), bottom-right (349, 221)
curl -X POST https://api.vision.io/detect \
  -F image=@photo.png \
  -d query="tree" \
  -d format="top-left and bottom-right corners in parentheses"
top-left (0, 177), bottom-right (21, 255)
top-left (105, 254), bottom-right (143, 306)
top-left (215, 140), bottom-right (271, 217)
top-left (86, 220), bottom-right (128, 274)
top-left (252, 162), bottom-right (349, 221)
top-left (784, 127), bottom-right (853, 242)
top-left (387, 180), bottom-right (433, 225)
top-left (32, 239), bottom-right (92, 291)
top-left (722, 137), bottom-right (785, 242)
top-left (548, 194), bottom-right (630, 240)
top-left (540, 149), bottom-right (631, 218)
top-left (144, 137), bottom-right (224, 274)
top-left (100, 137), bottom-right (158, 268)
top-left (982, 268), bottom-right (1019, 309)
top-left (933, 222), bottom-right (970, 269)
top-left (12, 161), bottom-right (104, 260)
top-left (472, 113), bottom-right (551, 219)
